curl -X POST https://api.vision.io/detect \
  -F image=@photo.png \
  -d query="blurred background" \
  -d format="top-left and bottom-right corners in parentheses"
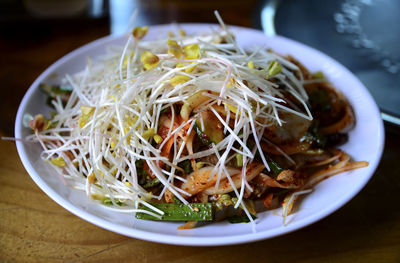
top-left (1, 0), bottom-right (399, 137)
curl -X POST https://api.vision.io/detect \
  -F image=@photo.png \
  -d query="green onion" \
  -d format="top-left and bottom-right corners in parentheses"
top-left (236, 153), bottom-right (243, 167)
top-left (267, 158), bottom-right (283, 178)
top-left (178, 160), bottom-right (193, 175)
top-left (141, 178), bottom-right (160, 188)
top-left (194, 123), bottom-right (211, 146)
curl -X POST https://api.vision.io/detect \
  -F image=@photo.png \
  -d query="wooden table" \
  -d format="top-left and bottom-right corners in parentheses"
top-left (1, 1), bottom-right (399, 262)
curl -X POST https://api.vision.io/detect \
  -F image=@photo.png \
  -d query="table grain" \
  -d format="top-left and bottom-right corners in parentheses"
top-left (1, 1), bottom-right (399, 262)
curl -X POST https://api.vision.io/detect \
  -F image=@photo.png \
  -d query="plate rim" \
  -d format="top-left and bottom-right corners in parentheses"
top-left (15, 23), bottom-right (385, 246)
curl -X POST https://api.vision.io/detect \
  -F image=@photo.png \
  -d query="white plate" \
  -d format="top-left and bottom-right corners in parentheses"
top-left (15, 24), bottom-right (384, 246)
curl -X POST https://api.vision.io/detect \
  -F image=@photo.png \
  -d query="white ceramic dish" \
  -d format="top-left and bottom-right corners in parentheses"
top-left (15, 24), bottom-right (384, 246)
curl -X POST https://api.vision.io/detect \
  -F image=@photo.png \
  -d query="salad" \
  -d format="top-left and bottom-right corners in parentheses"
top-left (25, 13), bottom-right (368, 229)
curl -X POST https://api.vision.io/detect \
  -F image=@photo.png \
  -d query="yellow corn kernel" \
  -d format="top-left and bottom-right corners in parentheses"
top-left (50, 156), bottom-right (65, 167)
top-left (223, 102), bottom-right (238, 114)
top-left (141, 51), bottom-right (160, 70)
top-left (185, 62), bottom-right (197, 73)
top-left (196, 162), bottom-right (204, 169)
top-left (91, 193), bottom-right (104, 201)
top-left (88, 171), bottom-right (105, 184)
top-left (227, 78), bottom-right (234, 88)
top-left (180, 90), bottom-right (210, 121)
top-left (170, 75), bottom-right (191, 86)
top-left (145, 192), bottom-right (153, 200)
top-left (81, 105), bottom-right (95, 116)
top-left (168, 39), bottom-right (182, 59)
top-left (124, 182), bottom-right (132, 187)
top-left (132, 26), bottom-right (148, 39)
top-left (110, 137), bottom-right (117, 148)
top-left (153, 134), bottom-right (163, 144)
top-left (79, 106), bottom-right (95, 128)
top-left (111, 168), bottom-right (118, 176)
top-left (183, 44), bottom-right (200, 60)
top-left (88, 172), bottom-right (97, 184)
top-left (142, 128), bottom-right (155, 140)
top-left (248, 61), bottom-right (255, 69)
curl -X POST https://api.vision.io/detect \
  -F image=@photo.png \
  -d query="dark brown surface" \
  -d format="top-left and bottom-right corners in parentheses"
top-left (1, 1), bottom-right (399, 262)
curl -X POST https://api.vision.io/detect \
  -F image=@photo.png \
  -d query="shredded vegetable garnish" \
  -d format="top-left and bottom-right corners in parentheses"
top-left (25, 13), bottom-right (368, 230)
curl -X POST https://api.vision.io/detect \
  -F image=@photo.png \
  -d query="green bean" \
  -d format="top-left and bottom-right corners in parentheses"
top-left (135, 203), bottom-right (213, 221)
